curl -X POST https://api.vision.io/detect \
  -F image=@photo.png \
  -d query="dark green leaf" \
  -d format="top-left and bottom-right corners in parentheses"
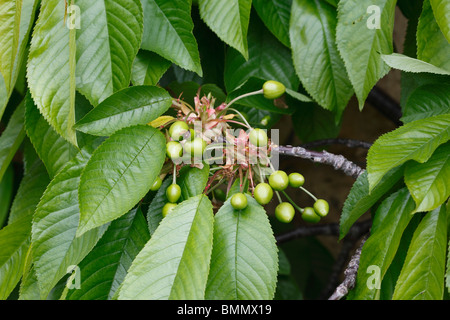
top-left (141, 0), bottom-right (202, 75)
top-left (66, 208), bottom-right (149, 300)
top-left (131, 50), bottom-right (172, 86)
top-left (253, 0), bottom-right (291, 47)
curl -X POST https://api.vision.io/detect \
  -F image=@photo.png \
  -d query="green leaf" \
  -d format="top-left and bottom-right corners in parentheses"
top-left (0, 0), bottom-right (38, 119)
top-left (118, 195), bottom-right (214, 299)
top-left (75, 0), bottom-right (143, 105)
top-left (417, 0), bottom-right (450, 72)
top-left (0, 214), bottom-right (32, 300)
top-left (367, 114), bottom-right (450, 192)
top-left (339, 166), bottom-right (404, 239)
top-left (285, 88), bottom-right (313, 103)
top-left (31, 149), bottom-right (107, 299)
top-left (131, 50), bottom-right (172, 86)
top-left (336, 0), bottom-right (396, 109)
top-left (27, 0), bottom-right (77, 145)
top-left (290, 0), bottom-right (353, 120)
top-left (224, 14), bottom-right (299, 93)
top-left (405, 143), bottom-right (450, 213)
top-left (178, 163), bottom-right (210, 201)
top-left (8, 159), bottom-right (49, 224)
top-left (393, 205), bottom-right (447, 299)
top-left (292, 101), bottom-right (341, 143)
top-left (141, 0), bottom-right (202, 75)
top-left (167, 81), bottom-right (226, 106)
top-left (66, 207), bottom-right (149, 300)
top-left (0, 100), bottom-right (25, 182)
top-left (430, 0), bottom-right (450, 43)
top-left (350, 188), bottom-right (416, 300)
top-left (74, 86), bottom-right (172, 136)
top-left (0, 166), bottom-right (13, 228)
top-left (78, 125), bottom-right (166, 236)
top-left (401, 83), bottom-right (450, 123)
top-left (252, 0), bottom-right (291, 47)
top-left (381, 53), bottom-right (450, 75)
top-left (199, 0), bottom-right (251, 59)
top-left (24, 92), bottom-right (78, 178)
top-left (205, 194), bottom-right (278, 299)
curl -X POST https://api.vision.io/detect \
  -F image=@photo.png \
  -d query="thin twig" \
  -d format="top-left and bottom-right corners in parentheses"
top-left (328, 233), bottom-right (370, 300)
top-left (274, 145), bottom-right (364, 179)
top-left (300, 138), bottom-right (372, 150)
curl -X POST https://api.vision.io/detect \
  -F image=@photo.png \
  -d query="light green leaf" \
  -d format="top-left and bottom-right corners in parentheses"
top-left (118, 195), bottom-right (214, 300)
top-left (350, 188), bottom-right (416, 300)
top-left (252, 0), bottom-right (291, 47)
top-left (401, 84), bottom-right (450, 123)
top-left (31, 149), bottom-right (107, 299)
top-left (78, 125), bottom-right (166, 236)
top-left (0, 0), bottom-right (38, 119)
top-left (178, 163), bottom-right (210, 201)
top-left (405, 143), bottom-right (450, 213)
top-left (0, 214), bottom-right (31, 300)
top-left (367, 114), bottom-right (450, 192)
top-left (24, 92), bottom-right (78, 178)
top-left (336, 0), bottom-right (396, 109)
top-left (8, 159), bottom-right (49, 225)
top-left (285, 88), bottom-right (313, 103)
top-left (199, 0), bottom-right (251, 59)
top-left (393, 205), bottom-right (447, 300)
top-left (430, 0), bottom-right (450, 43)
top-left (381, 53), bottom-right (450, 75)
top-left (339, 166), bottom-right (404, 239)
top-left (290, 0), bottom-right (353, 120)
top-left (417, 0), bottom-right (450, 72)
top-left (27, 0), bottom-right (77, 145)
top-left (205, 194), bottom-right (278, 299)
top-left (75, 0), bottom-right (143, 105)
top-left (74, 86), bottom-right (172, 136)
top-left (66, 207), bottom-right (149, 300)
top-left (141, 0), bottom-right (202, 75)
top-left (0, 100), bottom-right (25, 182)
top-left (131, 50), bottom-right (172, 86)
top-left (224, 14), bottom-right (299, 93)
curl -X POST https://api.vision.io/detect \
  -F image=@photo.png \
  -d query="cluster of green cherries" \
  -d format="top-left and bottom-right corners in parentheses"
top-left (151, 79), bottom-right (330, 223)
top-left (230, 170), bottom-right (329, 224)
top-left (231, 124), bottom-right (329, 224)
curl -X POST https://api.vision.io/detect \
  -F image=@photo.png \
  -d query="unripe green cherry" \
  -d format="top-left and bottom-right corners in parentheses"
top-left (166, 141), bottom-right (183, 160)
top-left (253, 183), bottom-right (273, 205)
top-left (301, 207), bottom-right (321, 223)
top-left (262, 80), bottom-right (286, 99)
top-left (169, 121), bottom-right (189, 141)
top-left (289, 172), bottom-right (305, 188)
top-left (162, 202), bottom-right (177, 217)
top-left (213, 189), bottom-right (226, 202)
top-left (249, 128), bottom-right (268, 147)
top-left (313, 199), bottom-right (329, 217)
top-left (275, 202), bottom-right (295, 223)
top-left (230, 193), bottom-right (248, 210)
top-left (150, 176), bottom-right (163, 191)
top-left (268, 170), bottom-right (289, 191)
top-left (185, 137), bottom-right (207, 156)
top-left (166, 184), bottom-right (181, 203)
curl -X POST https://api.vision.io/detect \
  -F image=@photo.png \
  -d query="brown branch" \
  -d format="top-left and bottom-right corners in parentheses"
top-left (274, 145), bottom-right (364, 179)
top-left (300, 138), bottom-right (372, 150)
top-left (328, 233), bottom-right (370, 300)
